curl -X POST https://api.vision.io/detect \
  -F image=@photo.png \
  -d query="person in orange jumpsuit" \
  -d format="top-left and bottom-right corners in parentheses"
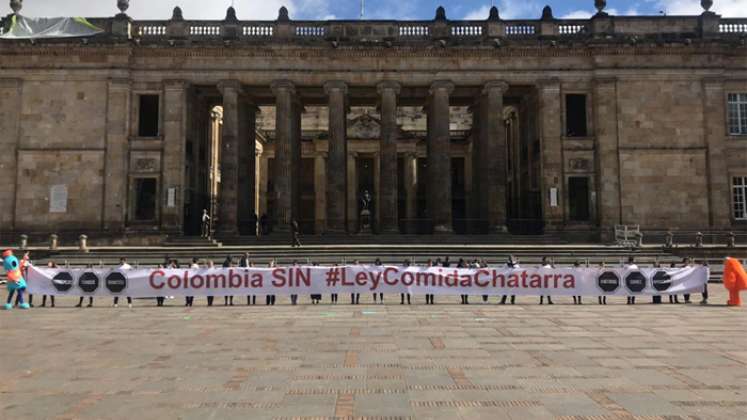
top-left (723, 257), bottom-right (747, 306)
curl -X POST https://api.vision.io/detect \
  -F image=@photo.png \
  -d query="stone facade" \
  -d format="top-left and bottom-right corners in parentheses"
top-left (0, 2), bottom-right (746, 241)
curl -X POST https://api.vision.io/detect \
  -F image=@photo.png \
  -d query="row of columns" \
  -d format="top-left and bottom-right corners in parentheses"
top-left (215, 79), bottom-right (510, 235)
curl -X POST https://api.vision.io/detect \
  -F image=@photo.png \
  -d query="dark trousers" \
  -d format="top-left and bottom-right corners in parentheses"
top-left (351, 293), bottom-right (360, 304)
top-left (7, 288), bottom-right (25, 305)
top-left (598, 296), bottom-right (607, 305)
top-left (573, 296), bottom-right (582, 304)
top-left (266, 295), bottom-right (276, 305)
top-left (224, 296), bottom-right (234, 306)
top-left (500, 295), bottom-right (515, 304)
top-left (669, 295), bottom-right (679, 303)
top-left (185, 296), bottom-right (194, 306)
top-left (247, 295), bottom-right (256, 305)
top-left (652, 295), bottom-right (662, 304)
top-left (292, 233), bottom-right (302, 247)
top-left (373, 293), bottom-right (383, 302)
top-left (291, 294), bottom-right (298, 305)
top-left (400, 293), bottom-right (411, 304)
top-left (684, 294), bottom-right (691, 303)
top-left (331, 293), bottom-right (338, 303)
top-left (77, 297), bottom-right (93, 307)
top-left (461, 295), bottom-right (469, 304)
top-left (540, 296), bottom-right (554, 304)
top-left (207, 296), bottom-right (214, 306)
top-left (42, 295), bottom-right (55, 307)
top-left (113, 297), bottom-right (133, 305)
top-left (156, 297), bottom-right (165, 306)
top-left (426, 294), bottom-right (435, 304)
top-left (627, 296), bottom-right (636, 304)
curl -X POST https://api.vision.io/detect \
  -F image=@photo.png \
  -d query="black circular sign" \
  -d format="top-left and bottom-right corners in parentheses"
top-left (598, 271), bottom-right (620, 293)
top-left (652, 271), bottom-right (672, 292)
top-left (625, 271), bottom-right (647, 293)
top-left (51, 272), bottom-right (74, 292)
top-left (105, 272), bottom-right (128, 294)
top-left (78, 272), bottom-right (100, 293)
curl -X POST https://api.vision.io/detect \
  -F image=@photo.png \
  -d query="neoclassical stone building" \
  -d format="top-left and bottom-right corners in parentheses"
top-left (0, 0), bottom-right (746, 242)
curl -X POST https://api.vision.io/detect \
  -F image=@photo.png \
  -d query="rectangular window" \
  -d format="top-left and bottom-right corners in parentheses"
top-left (134, 178), bottom-right (157, 221)
top-left (733, 176), bottom-right (747, 220)
top-left (728, 93), bottom-right (747, 136)
top-left (565, 94), bottom-right (588, 137)
top-left (138, 94), bottom-right (160, 137)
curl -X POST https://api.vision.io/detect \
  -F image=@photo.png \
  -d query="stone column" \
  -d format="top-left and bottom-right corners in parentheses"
top-left (237, 98), bottom-right (257, 235)
top-left (161, 80), bottom-right (188, 232)
top-left (103, 78), bottom-right (131, 232)
top-left (703, 78), bottom-right (731, 228)
top-left (427, 80), bottom-right (454, 233)
top-left (592, 78), bottom-right (621, 237)
top-left (216, 80), bottom-right (240, 235)
top-left (538, 79), bottom-right (564, 230)
top-left (480, 81), bottom-right (509, 232)
top-left (404, 152), bottom-right (418, 234)
top-left (314, 151), bottom-right (327, 233)
top-left (271, 80), bottom-right (299, 232)
top-left (0, 78), bottom-right (21, 232)
top-left (323, 81), bottom-right (348, 233)
top-left (377, 81), bottom-right (401, 233)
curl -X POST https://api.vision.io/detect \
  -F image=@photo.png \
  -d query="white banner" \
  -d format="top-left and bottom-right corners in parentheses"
top-left (26, 265), bottom-right (708, 298)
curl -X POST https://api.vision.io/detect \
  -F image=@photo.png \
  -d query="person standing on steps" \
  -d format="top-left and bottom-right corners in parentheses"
top-left (201, 209), bottom-right (211, 238)
top-left (291, 220), bottom-right (302, 248)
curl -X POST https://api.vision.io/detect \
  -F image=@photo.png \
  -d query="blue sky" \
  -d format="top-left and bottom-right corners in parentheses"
top-left (14, 0), bottom-right (747, 21)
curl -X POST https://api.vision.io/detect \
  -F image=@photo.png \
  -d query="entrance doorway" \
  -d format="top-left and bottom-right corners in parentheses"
top-left (568, 176), bottom-right (591, 222)
top-left (356, 157), bottom-right (375, 232)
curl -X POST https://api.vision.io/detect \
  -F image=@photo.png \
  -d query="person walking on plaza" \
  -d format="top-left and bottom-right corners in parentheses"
top-left (41, 261), bottom-right (57, 308)
top-left (222, 255), bottom-right (234, 306)
top-left (539, 257), bottom-right (554, 305)
top-left (201, 209), bottom-right (211, 238)
top-left (625, 256), bottom-right (638, 305)
top-left (113, 257), bottom-right (134, 308)
top-left (373, 258), bottom-right (384, 304)
top-left (291, 220), bottom-right (302, 248)
top-left (501, 256), bottom-right (518, 305)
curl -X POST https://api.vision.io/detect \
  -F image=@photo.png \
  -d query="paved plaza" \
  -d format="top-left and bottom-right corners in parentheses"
top-left (2, 287), bottom-right (747, 420)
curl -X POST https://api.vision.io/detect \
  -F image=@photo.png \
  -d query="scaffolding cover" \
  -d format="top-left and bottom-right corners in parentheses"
top-left (0, 15), bottom-right (103, 39)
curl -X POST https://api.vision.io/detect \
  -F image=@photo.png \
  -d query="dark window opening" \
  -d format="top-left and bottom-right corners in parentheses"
top-left (134, 178), bottom-right (157, 221)
top-left (138, 95), bottom-right (160, 137)
top-left (565, 94), bottom-right (588, 137)
top-left (568, 176), bottom-right (590, 222)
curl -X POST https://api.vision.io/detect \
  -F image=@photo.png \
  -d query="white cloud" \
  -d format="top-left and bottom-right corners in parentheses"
top-left (462, 0), bottom-right (542, 20)
top-left (15, 0), bottom-right (335, 21)
top-left (657, 0), bottom-right (747, 17)
top-left (562, 10), bottom-right (593, 19)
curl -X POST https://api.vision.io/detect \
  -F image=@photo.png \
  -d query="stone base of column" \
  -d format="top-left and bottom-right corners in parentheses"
top-left (433, 224), bottom-right (453, 234)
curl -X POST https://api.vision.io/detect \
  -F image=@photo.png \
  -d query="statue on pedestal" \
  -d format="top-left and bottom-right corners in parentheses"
top-left (359, 189), bottom-right (373, 234)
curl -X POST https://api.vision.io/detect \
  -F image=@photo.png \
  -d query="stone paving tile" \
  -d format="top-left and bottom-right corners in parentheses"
top-left (2, 288), bottom-right (746, 419)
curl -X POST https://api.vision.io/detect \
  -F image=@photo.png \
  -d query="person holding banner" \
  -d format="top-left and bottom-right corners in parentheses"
top-left (625, 256), bottom-right (638, 305)
top-left (329, 262), bottom-right (339, 304)
top-left (501, 256), bottom-right (518, 305)
top-left (458, 258), bottom-right (469, 305)
top-left (400, 259), bottom-right (412, 305)
top-left (682, 257), bottom-right (693, 303)
top-left (425, 259), bottom-right (436, 305)
top-left (668, 262), bottom-right (680, 303)
top-left (75, 264), bottom-right (95, 308)
top-left (112, 257), bottom-right (133, 308)
top-left (206, 260), bottom-right (216, 306)
top-left (156, 264), bottom-right (166, 306)
top-left (184, 258), bottom-right (199, 307)
top-left (266, 259), bottom-right (277, 305)
top-left (572, 261), bottom-right (583, 305)
top-left (539, 257), bottom-right (554, 305)
top-left (222, 256), bottom-right (234, 306)
top-left (240, 252), bottom-right (257, 305)
top-left (41, 261), bottom-right (57, 308)
top-left (373, 258), bottom-right (384, 304)
top-left (598, 262), bottom-right (608, 305)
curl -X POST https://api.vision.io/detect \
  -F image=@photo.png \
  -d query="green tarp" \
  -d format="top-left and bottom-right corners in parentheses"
top-left (0, 15), bottom-right (103, 39)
